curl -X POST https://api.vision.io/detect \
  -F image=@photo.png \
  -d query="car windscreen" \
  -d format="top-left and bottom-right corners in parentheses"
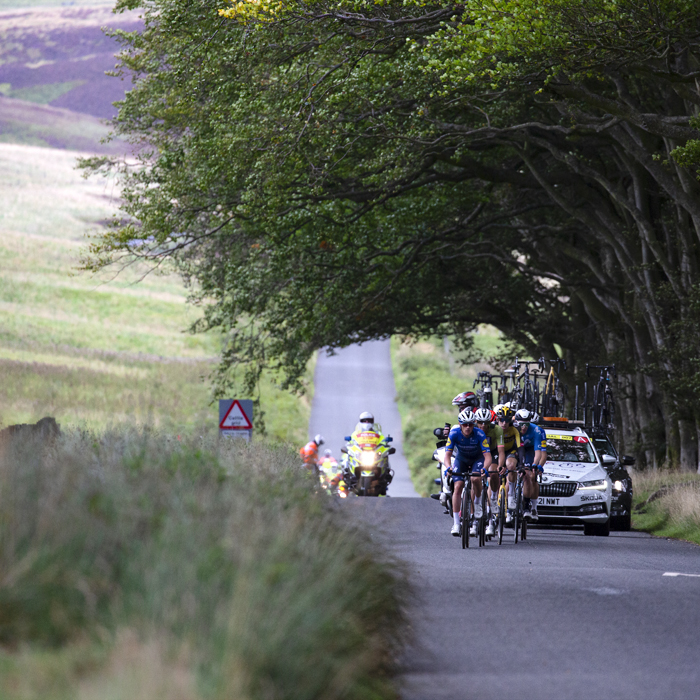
top-left (545, 434), bottom-right (596, 463)
top-left (592, 437), bottom-right (617, 459)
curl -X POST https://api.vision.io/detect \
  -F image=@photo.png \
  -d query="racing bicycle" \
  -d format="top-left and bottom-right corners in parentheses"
top-left (587, 364), bottom-right (616, 432)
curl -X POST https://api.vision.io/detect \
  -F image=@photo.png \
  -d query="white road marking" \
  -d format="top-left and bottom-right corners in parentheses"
top-left (663, 572), bottom-right (700, 578)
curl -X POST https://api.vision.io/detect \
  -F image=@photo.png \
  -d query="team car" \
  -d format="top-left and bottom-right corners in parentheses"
top-left (587, 431), bottom-right (634, 531)
top-left (538, 421), bottom-right (613, 536)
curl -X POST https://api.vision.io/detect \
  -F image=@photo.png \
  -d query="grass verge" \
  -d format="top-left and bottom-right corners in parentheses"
top-left (0, 143), bottom-right (312, 444)
top-left (390, 331), bottom-right (505, 496)
top-left (631, 470), bottom-right (700, 545)
top-left (0, 428), bottom-right (406, 699)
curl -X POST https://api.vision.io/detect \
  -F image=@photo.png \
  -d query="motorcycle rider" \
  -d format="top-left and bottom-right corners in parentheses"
top-left (445, 409), bottom-right (492, 536)
top-left (300, 434), bottom-right (324, 470)
top-left (514, 409), bottom-right (547, 521)
top-left (347, 412), bottom-right (393, 492)
top-left (318, 449), bottom-right (345, 493)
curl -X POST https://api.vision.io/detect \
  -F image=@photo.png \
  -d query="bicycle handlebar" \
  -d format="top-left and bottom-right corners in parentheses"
top-left (585, 363), bottom-right (617, 379)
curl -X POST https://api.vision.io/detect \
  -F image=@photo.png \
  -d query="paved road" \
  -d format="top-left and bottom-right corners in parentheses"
top-left (350, 498), bottom-right (700, 700)
top-left (308, 340), bottom-right (418, 497)
top-left (311, 341), bottom-right (700, 698)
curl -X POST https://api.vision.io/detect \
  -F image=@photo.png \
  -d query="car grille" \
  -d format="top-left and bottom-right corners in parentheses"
top-left (539, 482), bottom-right (577, 498)
top-left (538, 503), bottom-right (607, 517)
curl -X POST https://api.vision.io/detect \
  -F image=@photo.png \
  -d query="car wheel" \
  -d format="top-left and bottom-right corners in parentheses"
top-left (613, 513), bottom-right (631, 531)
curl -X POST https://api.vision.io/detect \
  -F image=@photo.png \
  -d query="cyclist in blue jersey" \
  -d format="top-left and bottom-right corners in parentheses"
top-left (514, 409), bottom-right (548, 521)
top-left (444, 409), bottom-right (492, 536)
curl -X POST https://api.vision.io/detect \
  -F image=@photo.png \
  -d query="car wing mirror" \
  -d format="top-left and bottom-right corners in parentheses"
top-left (601, 454), bottom-right (616, 465)
top-left (622, 455), bottom-right (635, 466)
top-left (388, 447), bottom-right (396, 455)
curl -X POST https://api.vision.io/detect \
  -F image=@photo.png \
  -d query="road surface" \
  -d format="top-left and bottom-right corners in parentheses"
top-left (311, 341), bottom-right (700, 699)
top-left (308, 340), bottom-right (418, 497)
top-left (353, 498), bottom-right (700, 700)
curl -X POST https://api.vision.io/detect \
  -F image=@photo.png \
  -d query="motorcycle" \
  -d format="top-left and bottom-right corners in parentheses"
top-left (341, 426), bottom-right (396, 496)
top-left (431, 424), bottom-right (454, 515)
top-left (318, 456), bottom-right (349, 498)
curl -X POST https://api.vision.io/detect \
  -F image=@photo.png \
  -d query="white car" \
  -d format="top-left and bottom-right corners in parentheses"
top-left (538, 422), bottom-right (612, 536)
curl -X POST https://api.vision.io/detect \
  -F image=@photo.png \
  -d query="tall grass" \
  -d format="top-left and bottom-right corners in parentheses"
top-left (631, 470), bottom-right (700, 545)
top-left (0, 429), bottom-right (406, 699)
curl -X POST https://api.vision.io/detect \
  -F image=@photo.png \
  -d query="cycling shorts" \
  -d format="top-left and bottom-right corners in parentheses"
top-left (505, 449), bottom-right (520, 465)
top-left (450, 457), bottom-right (485, 481)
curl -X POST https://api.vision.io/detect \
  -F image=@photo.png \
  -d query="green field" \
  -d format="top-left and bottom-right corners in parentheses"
top-left (0, 142), bottom-right (312, 444)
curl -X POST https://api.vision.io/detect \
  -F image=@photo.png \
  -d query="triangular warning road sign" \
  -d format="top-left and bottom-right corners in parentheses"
top-left (219, 400), bottom-right (253, 430)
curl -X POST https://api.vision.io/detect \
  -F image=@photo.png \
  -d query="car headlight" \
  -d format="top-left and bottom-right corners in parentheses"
top-left (613, 480), bottom-right (627, 493)
top-left (578, 479), bottom-right (608, 490)
top-left (360, 451), bottom-right (376, 467)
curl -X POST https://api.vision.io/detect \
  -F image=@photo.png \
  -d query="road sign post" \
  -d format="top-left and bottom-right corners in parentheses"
top-left (219, 399), bottom-right (253, 442)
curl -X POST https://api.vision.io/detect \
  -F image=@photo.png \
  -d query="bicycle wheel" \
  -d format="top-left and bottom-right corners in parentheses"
top-left (513, 481), bottom-right (521, 544)
top-left (498, 488), bottom-right (505, 545)
top-left (604, 390), bottom-right (616, 430)
top-left (521, 514), bottom-right (527, 541)
top-left (461, 484), bottom-right (471, 549)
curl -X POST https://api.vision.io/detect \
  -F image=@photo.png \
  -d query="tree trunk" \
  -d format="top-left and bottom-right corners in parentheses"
top-left (678, 419), bottom-right (697, 473)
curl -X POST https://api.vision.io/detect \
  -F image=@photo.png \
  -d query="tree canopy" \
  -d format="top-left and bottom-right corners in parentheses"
top-left (86, 0), bottom-right (700, 467)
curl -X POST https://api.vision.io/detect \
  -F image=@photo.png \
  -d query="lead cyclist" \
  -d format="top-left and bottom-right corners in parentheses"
top-left (444, 409), bottom-right (493, 536)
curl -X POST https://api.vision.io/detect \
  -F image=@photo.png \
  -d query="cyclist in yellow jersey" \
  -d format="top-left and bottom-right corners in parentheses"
top-left (492, 406), bottom-right (526, 525)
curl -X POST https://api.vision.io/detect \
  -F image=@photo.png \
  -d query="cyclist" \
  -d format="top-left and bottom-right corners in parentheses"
top-left (514, 408), bottom-right (547, 520)
top-left (490, 405), bottom-right (527, 525)
top-left (444, 409), bottom-right (492, 536)
top-left (474, 407), bottom-right (501, 536)
top-left (438, 392), bottom-right (479, 438)
top-left (300, 434), bottom-right (324, 470)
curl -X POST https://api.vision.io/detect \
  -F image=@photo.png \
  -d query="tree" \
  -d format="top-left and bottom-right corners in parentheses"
top-left (86, 0), bottom-right (700, 469)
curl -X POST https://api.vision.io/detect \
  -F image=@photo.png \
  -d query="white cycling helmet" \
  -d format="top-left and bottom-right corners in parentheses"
top-left (514, 408), bottom-right (533, 423)
top-left (323, 448), bottom-right (333, 458)
top-left (314, 434), bottom-right (325, 446)
top-left (458, 408), bottom-right (476, 425)
top-left (358, 411), bottom-right (374, 424)
top-left (474, 407), bottom-right (492, 423)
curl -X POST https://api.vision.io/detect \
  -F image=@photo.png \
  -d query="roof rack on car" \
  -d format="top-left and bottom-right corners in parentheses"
top-left (542, 416), bottom-right (571, 429)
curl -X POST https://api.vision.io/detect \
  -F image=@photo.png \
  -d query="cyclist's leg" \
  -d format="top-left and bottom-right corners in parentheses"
top-left (505, 453), bottom-right (518, 521)
top-left (451, 457), bottom-right (466, 532)
top-left (522, 448), bottom-right (537, 513)
top-left (471, 461), bottom-right (484, 502)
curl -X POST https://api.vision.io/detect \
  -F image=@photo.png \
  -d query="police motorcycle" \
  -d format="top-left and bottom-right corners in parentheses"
top-left (341, 412), bottom-right (396, 496)
top-left (317, 450), bottom-right (349, 498)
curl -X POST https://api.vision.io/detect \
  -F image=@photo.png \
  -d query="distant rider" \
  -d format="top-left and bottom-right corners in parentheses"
top-left (514, 409), bottom-right (547, 521)
top-left (318, 449), bottom-right (344, 492)
top-left (445, 409), bottom-right (492, 536)
top-left (300, 434), bottom-right (325, 470)
top-left (347, 411), bottom-right (393, 492)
